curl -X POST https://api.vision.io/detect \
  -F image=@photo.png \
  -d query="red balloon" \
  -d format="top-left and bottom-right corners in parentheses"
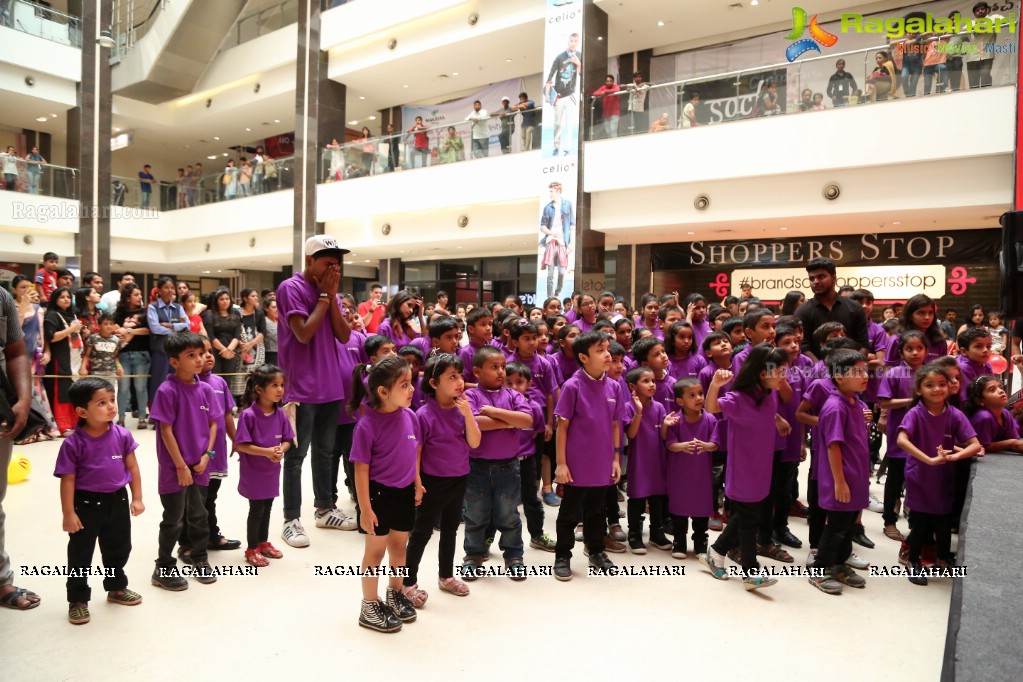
top-left (990, 355), bottom-right (1008, 374)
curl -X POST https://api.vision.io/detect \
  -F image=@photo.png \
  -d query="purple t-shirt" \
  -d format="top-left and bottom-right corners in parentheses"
top-left (638, 322), bottom-right (663, 340)
top-left (884, 333), bottom-right (947, 366)
top-left (518, 399), bottom-right (545, 458)
top-left (653, 372), bottom-right (677, 416)
top-left (351, 407), bottom-right (421, 488)
top-left (668, 352), bottom-right (706, 381)
top-left (899, 404), bottom-right (976, 514)
top-left (337, 330), bottom-right (368, 425)
top-left (717, 389), bottom-right (778, 502)
top-left (863, 320), bottom-right (888, 402)
top-left (466, 386), bottom-right (532, 460)
top-left (550, 350), bottom-right (580, 385)
top-left (276, 273), bottom-right (344, 404)
top-left (411, 375), bottom-right (426, 411)
top-left (957, 355), bottom-right (992, 401)
top-left (53, 424), bottom-right (138, 493)
top-left (378, 320), bottom-right (420, 349)
top-left (698, 362), bottom-right (733, 395)
top-left (199, 371), bottom-right (235, 475)
top-left (409, 335), bottom-right (432, 358)
top-left (969, 409), bottom-right (1020, 448)
top-left (234, 404), bottom-right (295, 500)
top-left (625, 400), bottom-right (667, 498)
top-left (555, 369), bottom-right (627, 487)
top-left (150, 375), bottom-right (221, 495)
top-left (803, 378), bottom-right (838, 481)
top-left (730, 345), bottom-right (752, 375)
top-left (514, 352), bottom-right (555, 409)
top-left (458, 341), bottom-right (487, 384)
top-left (664, 411), bottom-right (719, 517)
top-left (817, 393), bottom-right (870, 512)
top-left (575, 317), bottom-right (595, 333)
top-left (691, 319), bottom-right (712, 351)
top-left (416, 398), bottom-right (471, 478)
top-left (878, 363), bottom-right (917, 460)
top-left (775, 367), bottom-right (806, 462)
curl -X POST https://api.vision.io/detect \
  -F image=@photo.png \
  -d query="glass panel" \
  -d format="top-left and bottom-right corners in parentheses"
top-left (483, 257), bottom-right (515, 280)
top-left (440, 259), bottom-right (480, 280)
top-left (403, 262), bottom-right (437, 282)
top-left (7, 0), bottom-right (82, 47)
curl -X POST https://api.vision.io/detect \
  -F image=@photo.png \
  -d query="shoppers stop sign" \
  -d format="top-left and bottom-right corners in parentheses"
top-left (652, 229), bottom-right (1000, 305)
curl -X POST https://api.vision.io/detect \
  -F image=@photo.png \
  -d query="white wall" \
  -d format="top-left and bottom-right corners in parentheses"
top-left (0, 26), bottom-right (81, 82)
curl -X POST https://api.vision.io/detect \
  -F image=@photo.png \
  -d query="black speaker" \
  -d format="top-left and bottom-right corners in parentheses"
top-left (1000, 210), bottom-right (1023, 317)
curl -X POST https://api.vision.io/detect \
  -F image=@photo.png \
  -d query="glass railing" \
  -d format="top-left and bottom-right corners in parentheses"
top-left (111, 155), bottom-right (295, 211)
top-left (1, 158), bottom-right (79, 199)
top-left (586, 33), bottom-right (1018, 139)
top-left (320, 111), bottom-right (540, 182)
top-left (111, 0), bottom-right (165, 59)
top-left (2, 0), bottom-right (82, 47)
top-left (220, 0), bottom-right (298, 52)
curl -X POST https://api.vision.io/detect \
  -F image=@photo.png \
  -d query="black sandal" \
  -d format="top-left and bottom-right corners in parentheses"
top-left (0, 587), bottom-right (41, 610)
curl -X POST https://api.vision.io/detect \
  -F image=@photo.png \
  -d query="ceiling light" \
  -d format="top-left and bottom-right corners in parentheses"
top-left (50, 113), bottom-right (57, 118)
top-left (368, 115), bottom-right (376, 120)
top-left (344, 260), bottom-right (353, 265)
top-left (751, 0), bottom-right (759, 5)
top-left (359, 96), bottom-right (365, 100)
top-left (348, 120), bottom-right (358, 125)
top-left (114, 127), bottom-right (121, 132)
top-left (505, 58), bottom-right (512, 63)
top-left (597, 36), bottom-right (603, 41)
top-left (687, 231), bottom-right (695, 235)
top-left (780, 227), bottom-right (788, 231)
top-left (244, 127), bottom-right (251, 132)
top-left (222, 152), bottom-right (228, 157)
top-left (97, 29), bottom-right (116, 49)
top-left (403, 84), bottom-right (409, 88)
top-left (213, 136), bottom-right (220, 141)
top-left (363, 260), bottom-right (370, 263)
top-left (273, 119), bottom-right (280, 123)
top-left (452, 72), bottom-right (459, 76)
top-left (657, 21), bottom-right (665, 27)
top-left (35, 116), bottom-right (47, 122)
top-left (202, 270), bottom-right (210, 274)
top-left (892, 221), bottom-right (902, 225)
top-left (207, 155), bottom-right (217, 160)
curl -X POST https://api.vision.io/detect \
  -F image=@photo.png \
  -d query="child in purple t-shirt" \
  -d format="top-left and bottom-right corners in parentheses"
top-left (666, 320), bottom-right (707, 381)
top-left (405, 354), bottom-right (481, 603)
top-left (664, 377), bottom-right (719, 559)
top-left (399, 346), bottom-right (426, 411)
top-left (700, 344), bottom-right (792, 592)
top-left (966, 376), bottom-right (1023, 452)
top-left (956, 328), bottom-right (994, 401)
top-left (633, 336), bottom-right (676, 416)
top-left (509, 320), bottom-right (559, 507)
top-left (54, 377), bottom-right (145, 624)
top-left (623, 366), bottom-right (670, 554)
top-left (149, 332), bottom-right (221, 590)
top-left (553, 332), bottom-right (627, 581)
top-left (809, 350), bottom-right (872, 595)
top-left (505, 361), bottom-right (555, 553)
top-left (897, 364), bottom-right (981, 585)
top-left (458, 308), bottom-right (493, 386)
top-left (234, 365), bottom-right (294, 568)
top-left (461, 346), bottom-right (533, 580)
top-left (349, 356), bottom-right (423, 633)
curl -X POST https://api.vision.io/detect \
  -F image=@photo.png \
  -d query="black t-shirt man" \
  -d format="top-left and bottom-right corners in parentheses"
top-left (795, 257), bottom-right (869, 359)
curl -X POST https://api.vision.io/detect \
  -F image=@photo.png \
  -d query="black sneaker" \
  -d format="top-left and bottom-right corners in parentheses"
top-left (359, 599), bottom-right (402, 633)
top-left (176, 547), bottom-right (194, 565)
top-left (505, 557), bottom-right (528, 581)
top-left (151, 567), bottom-right (188, 591)
top-left (191, 559), bottom-right (218, 585)
top-left (908, 561), bottom-right (929, 586)
top-left (628, 534), bottom-right (647, 555)
top-left (588, 551), bottom-right (616, 573)
top-left (671, 542), bottom-right (687, 559)
top-left (385, 587), bottom-right (417, 622)
top-left (554, 558), bottom-right (572, 581)
top-left (649, 534), bottom-right (673, 551)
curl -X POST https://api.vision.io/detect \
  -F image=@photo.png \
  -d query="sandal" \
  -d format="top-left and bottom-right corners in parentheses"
top-left (107, 589), bottom-right (143, 606)
top-left (0, 586), bottom-right (41, 610)
top-left (257, 542), bottom-right (283, 559)
top-left (13, 432), bottom-right (41, 445)
top-left (757, 543), bottom-right (794, 563)
top-left (245, 548), bottom-right (270, 567)
top-left (884, 525), bottom-right (905, 541)
top-left (438, 577), bottom-right (470, 597)
top-left (68, 602), bottom-right (91, 625)
top-left (401, 583), bottom-right (429, 608)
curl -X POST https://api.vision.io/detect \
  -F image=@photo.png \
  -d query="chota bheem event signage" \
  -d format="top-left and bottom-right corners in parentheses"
top-left (651, 229), bottom-right (1001, 306)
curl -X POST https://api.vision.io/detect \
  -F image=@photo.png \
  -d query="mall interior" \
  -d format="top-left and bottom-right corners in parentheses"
top-left (0, 0), bottom-right (1020, 679)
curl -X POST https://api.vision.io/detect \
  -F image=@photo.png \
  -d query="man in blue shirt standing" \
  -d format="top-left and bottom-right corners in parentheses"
top-left (138, 164), bottom-right (155, 209)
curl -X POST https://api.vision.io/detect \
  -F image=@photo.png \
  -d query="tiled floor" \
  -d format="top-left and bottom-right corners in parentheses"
top-left (4, 431), bottom-right (951, 681)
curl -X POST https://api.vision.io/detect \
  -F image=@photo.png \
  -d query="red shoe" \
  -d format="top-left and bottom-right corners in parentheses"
top-left (709, 512), bottom-right (726, 531)
top-left (258, 542), bottom-right (284, 559)
top-left (245, 548), bottom-right (270, 567)
top-left (790, 501), bottom-right (809, 519)
top-left (921, 545), bottom-right (937, 568)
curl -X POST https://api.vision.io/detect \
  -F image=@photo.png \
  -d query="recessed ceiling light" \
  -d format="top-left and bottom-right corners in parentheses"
top-left (35, 116), bottom-right (47, 122)
top-left (50, 113), bottom-right (57, 118)
top-left (363, 260), bottom-right (370, 263)
top-left (452, 72), bottom-right (459, 76)
top-left (892, 221), bottom-right (902, 225)
top-left (202, 270), bottom-right (210, 274)
top-left (348, 120), bottom-right (358, 125)
top-left (344, 260), bottom-right (353, 264)
top-left (359, 96), bottom-right (366, 100)
top-left (780, 227), bottom-right (788, 231)
top-left (687, 231), bottom-right (695, 235)
top-left (244, 127), bottom-right (251, 132)
top-left (207, 155), bottom-right (217, 160)
top-left (597, 36), bottom-right (603, 41)
top-left (751, 0), bottom-right (759, 5)
top-left (403, 84), bottom-right (409, 88)
top-left (222, 152), bottom-right (228, 156)
top-left (213, 136), bottom-right (220, 140)
top-left (114, 127), bottom-right (121, 132)
top-left (505, 58), bottom-right (512, 63)
top-left (273, 119), bottom-right (280, 123)
top-left (368, 115), bottom-right (376, 120)
top-left (657, 21), bottom-right (665, 27)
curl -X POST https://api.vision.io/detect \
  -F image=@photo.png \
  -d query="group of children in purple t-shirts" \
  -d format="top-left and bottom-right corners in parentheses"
top-left (51, 284), bottom-right (1023, 628)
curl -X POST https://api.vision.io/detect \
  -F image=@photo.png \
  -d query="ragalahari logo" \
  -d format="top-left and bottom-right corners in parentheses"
top-left (785, 7), bottom-right (839, 62)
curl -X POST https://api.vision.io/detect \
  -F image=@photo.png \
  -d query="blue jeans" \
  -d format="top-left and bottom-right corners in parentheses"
top-left (141, 191), bottom-right (151, 208)
top-left (463, 458), bottom-right (523, 559)
top-left (604, 114), bottom-right (620, 138)
top-left (923, 64), bottom-right (946, 95)
top-left (283, 400), bottom-right (342, 520)
top-left (117, 351), bottom-right (150, 420)
top-left (901, 62), bottom-right (923, 97)
top-left (27, 171), bottom-right (40, 195)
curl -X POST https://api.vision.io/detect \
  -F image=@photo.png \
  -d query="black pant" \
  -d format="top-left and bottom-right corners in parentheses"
top-left (605, 483), bottom-right (622, 527)
top-left (247, 499), bottom-right (274, 549)
top-left (807, 478), bottom-right (826, 549)
top-left (178, 477), bottom-right (223, 548)
top-left (759, 453), bottom-right (797, 544)
top-left (334, 422), bottom-right (356, 506)
top-left (404, 473), bottom-right (467, 584)
top-left (882, 457), bottom-right (907, 526)
top-left (711, 499), bottom-right (762, 572)
top-left (519, 455), bottom-right (544, 539)
top-left (158, 485), bottom-right (209, 568)
top-left (967, 59), bottom-right (993, 89)
top-left (952, 458), bottom-right (974, 530)
top-left (66, 488), bottom-right (131, 602)
top-left (946, 58), bottom-right (963, 91)
top-left (671, 515), bottom-right (709, 554)
top-left (555, 485), bottom-right (607, 560)
top-left (712, 451), bottom-right (728, 513)
top-left (814, 509), bottom-right (856, 569)
top-left (627, 495), bottom-right (667, 539)
top-left (908, 510), bottom-right (953, 562)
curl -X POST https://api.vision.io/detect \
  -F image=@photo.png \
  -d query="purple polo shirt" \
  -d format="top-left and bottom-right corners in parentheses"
top-left (150, 375), bottom-right (221, 494)
top-left (653, 372), bottom-right (677, 415)
top-left (691, 319), bottom-right (712, 350)
top-left (817, 393), bottom-right (870, 512)
top-left (716, 389), bottom-right (778, 503)
top-left (730, 345), bottom-right (752, 375)
top-left (276, 273), bottom-right (344, 404)
top-left (514, 352), bottom-right (556, 409)
top-left (775, 367), bottom-right (806, 462)
top-left (804, 378), bottom-right (838, 480)
top-left (550, 350), bottom-right (580, 385)
top-left (900, 404), bottom-right (976, 514)
top-left (234, 404), bottom-right (294, 500)
top-left (351, 407), bottom-right (421, 488)
top-left (669, 352), bottom-right (707, 381)
top-left (969, 409), bottom-right (1020, 449)
top-left (337, 330), bottom-right (368, 425)
top-left (518, 398), bottom-right (545, 458)
top-left (554, 369), bottom-right (627, 487)
top-left (378, 320), bottom-right (420, 349)
top-left (665, 412), bottom-right (719, 517)
top-left (53, 424), bottom-right (138, 493)
top-left (575, 317), bottom-right (595, 333)
top-left (410, 335), bottom-right (432, 358)
top-left (458, 341), bottom-right (487, 384)
top-left (698, 362), bottom-right (733, 395)
top-left (864, 320), bottom-right (888, 402)
top-left (957, 355), bottom-right (992, 401)
top-left (417, 398), bottom-right (471, 477)
top-left (466, 386), bottom-right (532, 460)
top-left (199, 370), bottom-right (235, 475)
top-left (625, 399), bottom-right (667, 498)
top-left (884, 333), bottom-right (948, 367)
top-left (878, 363), bottom-right (917, 460)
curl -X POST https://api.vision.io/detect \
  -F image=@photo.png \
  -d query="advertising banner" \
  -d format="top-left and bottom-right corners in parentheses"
top-left (402, 78), bottom-right (525, 156)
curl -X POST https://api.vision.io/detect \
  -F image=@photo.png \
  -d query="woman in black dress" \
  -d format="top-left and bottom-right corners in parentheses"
top-left (43, 287), bottom-right (83, 435)
top-left (203, 288), bottom-right (242, 400)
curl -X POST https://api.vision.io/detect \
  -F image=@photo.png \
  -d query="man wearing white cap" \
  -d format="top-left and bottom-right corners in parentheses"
top-left (276, 235), bottom-right (355, 547)
top-left (465, 100), bottom-right (490, 158)
top-left (497, 96), bottom-right (516, 154)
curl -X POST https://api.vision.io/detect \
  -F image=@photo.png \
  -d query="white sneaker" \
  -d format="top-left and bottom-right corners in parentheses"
top-left (845, 552), bottom-right (870, 570)
top-left (315, 507), bottom-right (357, 531)
top-left (868, 494), bottom-right (884, 514)
top-left (805, 549), bottom-right (818, 567)
top-left (282, 519), bottom-right (310, 548)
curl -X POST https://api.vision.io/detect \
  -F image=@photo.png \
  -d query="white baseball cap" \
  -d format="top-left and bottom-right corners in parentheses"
top-left (304, 235), bottom-right (349, 258)
top-left (501, 96), bottom-right (511, 102)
